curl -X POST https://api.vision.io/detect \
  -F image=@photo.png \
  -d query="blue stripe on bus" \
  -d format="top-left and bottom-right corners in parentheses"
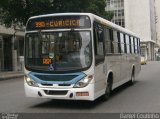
top-left (27, 72), bottom-right (86, 84)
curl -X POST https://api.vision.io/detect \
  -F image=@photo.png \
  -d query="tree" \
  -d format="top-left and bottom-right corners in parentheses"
top-left (0, 0), bottom-right (113, 27)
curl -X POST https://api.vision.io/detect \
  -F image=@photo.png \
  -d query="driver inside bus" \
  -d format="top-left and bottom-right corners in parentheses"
top-left (67, 35), bottom-right (81, 65)
top-left (68, 35), bottom-right (76, 52)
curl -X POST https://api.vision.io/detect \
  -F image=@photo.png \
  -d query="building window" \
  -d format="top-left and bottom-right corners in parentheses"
top-left (106, 0), bottom-right (125, 27)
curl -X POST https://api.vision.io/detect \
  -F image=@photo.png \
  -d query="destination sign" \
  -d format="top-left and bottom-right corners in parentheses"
top-left (35, 19), bottom-right (80, 28)
top-left (26, 15), bottom-right (91, 30)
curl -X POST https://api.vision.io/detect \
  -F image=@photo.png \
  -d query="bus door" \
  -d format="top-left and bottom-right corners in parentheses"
top-left (93, 23), bottom-right (106, 95)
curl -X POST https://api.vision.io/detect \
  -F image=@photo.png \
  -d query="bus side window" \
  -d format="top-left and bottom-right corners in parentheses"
top-left (117, 32), bottom-right (121, 53)
top-left (133, 37), bottom-right (136, 53)
top-left (94, 23), bottom-right (105, 65)
top-left (138, 38), bottom-right (141, 55)
top-left (104, 28), bottom-right (112, 54)
top-left (129, 36), bottom-right (132, 54)
top-left (123, 34), bottom-right (127, 53)
top-left (109, 29), bottom-right (114, 53)
top-left (125, 34), bottom-right (130, 54)
top-left (120, 32), bottom-right (125, 53)
top-left (130, 36), bottom-right (134, 54)
top-left (113, 30), bottom-right (119, 53)
top-left (137, 38), bottom-right (140, 54)
top-left (135, 38), bottom-right (138, 54)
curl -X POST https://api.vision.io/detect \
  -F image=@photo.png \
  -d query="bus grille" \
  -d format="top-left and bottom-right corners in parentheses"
top-left (44, 90), bottom-right (68, 95)
top-left (34, 75), bottom-right (77, 81)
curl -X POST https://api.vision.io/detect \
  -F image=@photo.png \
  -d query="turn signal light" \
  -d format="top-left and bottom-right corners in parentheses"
top-left (76, 92), bottom-right (89, 96)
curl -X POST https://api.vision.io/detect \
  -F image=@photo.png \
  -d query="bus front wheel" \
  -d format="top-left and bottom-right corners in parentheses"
top-left (102, 79), bottom-right (112, 101)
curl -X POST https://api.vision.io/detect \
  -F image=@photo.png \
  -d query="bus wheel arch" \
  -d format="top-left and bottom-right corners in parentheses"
top-left (102, 72), bottom-right (113, 101)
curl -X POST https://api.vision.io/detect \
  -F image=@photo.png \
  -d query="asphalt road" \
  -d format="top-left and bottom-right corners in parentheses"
top-left (0, 61), bottom-right (160, 113)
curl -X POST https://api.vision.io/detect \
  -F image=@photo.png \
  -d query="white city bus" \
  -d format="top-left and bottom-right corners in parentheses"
top-left (24, 13), bottom-right (141, 101)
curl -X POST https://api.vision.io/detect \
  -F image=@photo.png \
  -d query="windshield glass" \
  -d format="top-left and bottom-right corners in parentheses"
top-left (25, 31), bottom-right (92, 72)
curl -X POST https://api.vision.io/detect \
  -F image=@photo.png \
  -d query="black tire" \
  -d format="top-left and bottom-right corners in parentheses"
top-left (129, 70), bottom-right (135, 85)
top-left (102, 80), bottom-right (112, 101)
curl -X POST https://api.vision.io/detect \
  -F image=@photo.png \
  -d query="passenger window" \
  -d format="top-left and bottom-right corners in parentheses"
top-left (123, 34), bottom-right (127, 53)
top-left (120, 33), bottom-right (125, 53)
top-left (135, 38), bottom-right (138, 54)
top-left (130, 36), bottom-right (134, 54)
top-left (104, 28), bottom-right (112, 54)
top-left (137, 38), bottom-right (140, 54)
top-left (133, 37), bottom-right (136, 53)
top-left (113, 31), bottom-right (119, 53)
top-left (125, 35), bottom-right (130, 54)
top-left (109, 29), bottom-right (114, 53)
top-left (117, 32), bottom-right (121, 53)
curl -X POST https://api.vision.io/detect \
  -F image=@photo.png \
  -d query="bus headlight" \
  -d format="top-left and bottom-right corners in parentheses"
top-left (24, 76), bottom-right (39, 87)
top-left (74, 75), bottom-right (93, 88)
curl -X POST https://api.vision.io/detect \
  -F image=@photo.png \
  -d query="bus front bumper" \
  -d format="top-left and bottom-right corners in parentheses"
top-left (24, 82), bottom-right (95, 101)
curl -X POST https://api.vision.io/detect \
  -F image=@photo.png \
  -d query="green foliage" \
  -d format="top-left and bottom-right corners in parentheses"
top-left (0, 0), bottom-right (113, 27)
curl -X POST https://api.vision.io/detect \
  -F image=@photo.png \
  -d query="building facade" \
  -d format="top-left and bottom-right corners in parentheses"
top-left (155, 0), bottom-right (160, 46)
top-left (106, 0), bottom-right (125, 27)
top-left (0, 25), bottom-right (24, 72)
top-left (106, 0), bottom-right (157, 61)
top-left (124, 0), bottom-right (157, 61)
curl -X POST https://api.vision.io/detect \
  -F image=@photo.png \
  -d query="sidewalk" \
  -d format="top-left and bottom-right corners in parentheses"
top-left (0, 71), bottom-right (24, 80)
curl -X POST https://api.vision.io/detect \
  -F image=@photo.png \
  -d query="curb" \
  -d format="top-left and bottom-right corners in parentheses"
top-left (0, 72), bottom-right (24, 81)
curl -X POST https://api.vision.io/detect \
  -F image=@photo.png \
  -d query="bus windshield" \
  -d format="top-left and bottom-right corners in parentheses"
top-left (25, 31), bottom-right (92, 72)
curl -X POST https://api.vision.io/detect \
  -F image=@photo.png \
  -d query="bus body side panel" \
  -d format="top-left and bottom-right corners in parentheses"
top-left (93, 63), bottom-right (106, 99)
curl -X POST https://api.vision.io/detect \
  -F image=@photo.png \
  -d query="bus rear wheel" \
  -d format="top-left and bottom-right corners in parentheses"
top-left (129, 70), bottom-right (135, 85)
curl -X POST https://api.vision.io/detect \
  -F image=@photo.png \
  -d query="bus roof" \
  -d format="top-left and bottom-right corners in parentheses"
top-left (28, 13), bottom-right (139, 38)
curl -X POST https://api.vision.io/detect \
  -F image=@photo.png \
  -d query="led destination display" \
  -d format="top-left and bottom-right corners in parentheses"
top-left (26, 15), bottom-right (91, 30)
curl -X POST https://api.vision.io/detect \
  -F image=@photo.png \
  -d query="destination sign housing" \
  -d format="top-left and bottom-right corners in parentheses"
top-left (26, 15), bottom-right (91, 30)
